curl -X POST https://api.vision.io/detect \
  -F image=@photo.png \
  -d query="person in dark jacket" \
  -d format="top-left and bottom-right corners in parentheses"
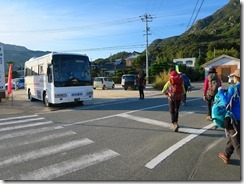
top-left (138, 73), bottom-right (146, 100)
top-left (179, 72), bottom-right (191, 106)
top-left (218, 69), bottom-right (240, 164)
top-left (203, 67), bottom-right (222, 120)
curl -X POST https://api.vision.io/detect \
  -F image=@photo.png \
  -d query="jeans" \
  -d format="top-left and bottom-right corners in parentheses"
top-left (168, 99), bottom-right (181, 123)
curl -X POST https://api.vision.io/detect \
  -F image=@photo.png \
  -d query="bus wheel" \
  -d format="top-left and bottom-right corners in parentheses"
top-left (43, 92), bottom-right (50, 107)
top-left (28, 89), bottom-right (33, 101)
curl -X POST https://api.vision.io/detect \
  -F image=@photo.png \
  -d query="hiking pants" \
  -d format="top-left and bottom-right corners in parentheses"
top-left (138, 86), bottom-right (144, 99)
top-left (168, 99), bottom-right (181, 123)
top-left (206, 96), bottom-right (214, 117)
top-left (224, 118), bottom-right (240, 159)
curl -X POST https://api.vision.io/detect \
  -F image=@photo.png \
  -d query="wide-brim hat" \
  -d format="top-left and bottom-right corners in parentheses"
top-left (234, 69), bottom-right (240, 78)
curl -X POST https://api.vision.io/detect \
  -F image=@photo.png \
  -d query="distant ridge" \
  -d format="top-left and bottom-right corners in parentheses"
top-left (0, 42), bottom-right (50, 69)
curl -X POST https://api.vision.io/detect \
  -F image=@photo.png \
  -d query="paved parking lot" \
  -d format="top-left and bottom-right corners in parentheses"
top-left (0, 84), bottom-right (163, 115)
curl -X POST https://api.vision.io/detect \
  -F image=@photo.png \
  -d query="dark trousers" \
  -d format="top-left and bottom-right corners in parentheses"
top-left (138, 86), bottom-right (144, 99)
top-left (168, 99), bottom-right (181, 123)
top-left (224, 118), bottom-right (240, 159)
top-left (206, 96), bottom-right (214, 117)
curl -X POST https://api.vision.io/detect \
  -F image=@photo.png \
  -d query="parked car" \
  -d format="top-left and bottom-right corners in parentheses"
top-left (5, 78), bottom-right (25, 90)
top-left (15, 78), bottom-right (25, 89)
top-left (228, 73), bottom-right (234, 84)
top-left (121, 74), bottom-right (138, 90)
top-left (93, 77), bottom-right (115, 90)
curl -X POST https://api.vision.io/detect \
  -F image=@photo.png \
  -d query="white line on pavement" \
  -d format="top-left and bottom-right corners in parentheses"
top-left (0, 115), bottom-right (38, 122)
top-left (62, 98), bottom-right (202, 127)
top-left (145, 123), bottom-right (215, 169)
top-left (0, 121), bottom-right (53, 132)
top-left (0, 117), bottom-right (45, 126)
top-left (0, 131), bottom-right (77, 150)
top-left (0, 138), bottom-right (94, 168)
top-left (0, 126), bottom-right (63, 141)
top-left (117, 113), bottom-right (172, 128)
top-left (9, 149), bottom-right (120, 180)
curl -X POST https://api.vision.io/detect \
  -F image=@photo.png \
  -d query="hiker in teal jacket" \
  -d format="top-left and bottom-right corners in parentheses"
top-left (217, 69), bottom-right (240, 164)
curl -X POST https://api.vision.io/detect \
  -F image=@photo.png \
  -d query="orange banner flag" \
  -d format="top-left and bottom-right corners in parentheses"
top-left (7, 64), bottom-right (13, 95)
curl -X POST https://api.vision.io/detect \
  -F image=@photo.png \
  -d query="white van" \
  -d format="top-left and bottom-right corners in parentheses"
top-left (93, 77), bottom-right (115, 90)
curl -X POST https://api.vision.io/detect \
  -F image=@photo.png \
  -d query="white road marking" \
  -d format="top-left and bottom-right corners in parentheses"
top-left (61, 98), bottom-right (201, 127)
top-left (0, 126), bottom-right (63, 141)
top-left (0, 131), bottom-right (77, 150)
top-left (145, 123), bottom-right (215, 169)
top-left (0, 138), bottom-right (94, 168)
top-left (0, 121), bottom-right (53, 132)
top-left (9, 149), bottom-right (120, 180)
top-left (0, 115), bottom-right (38, 122)
top-left (179, 111), bottom-right (194, 117)
top-left (117, 113), bottom-right (172, 128)
top-left (0, 117), bottom-right (45, 126)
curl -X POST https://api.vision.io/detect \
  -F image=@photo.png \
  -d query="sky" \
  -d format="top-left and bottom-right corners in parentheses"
top-left (0, 0), bottom-right (233, 61)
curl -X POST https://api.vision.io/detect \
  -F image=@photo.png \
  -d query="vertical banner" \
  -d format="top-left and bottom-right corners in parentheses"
top-left (7, 64), bottom-right (13, 95)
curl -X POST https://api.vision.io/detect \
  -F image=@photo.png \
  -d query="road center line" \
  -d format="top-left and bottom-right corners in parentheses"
top-left (145, 123), bottom-right (215, 169)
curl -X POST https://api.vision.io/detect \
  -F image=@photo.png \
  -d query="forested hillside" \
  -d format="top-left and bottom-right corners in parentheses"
top-left (148, 0), bottom-right (240, 66)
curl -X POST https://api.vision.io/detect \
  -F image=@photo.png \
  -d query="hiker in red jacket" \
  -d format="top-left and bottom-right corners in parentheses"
top-left (203, 67), bottom-right (222, 121)
top-left (162, 71), bottom-right (186, 132)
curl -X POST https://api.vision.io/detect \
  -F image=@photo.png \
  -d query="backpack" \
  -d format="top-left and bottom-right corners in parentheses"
top-left (182, 74), bottom-right (191, 88)
top-left (169, 72), bottom-right (183, 100)
top-left (212, 85), bottom-right (240, 129)
top-left (207, 73), bottom-right (220, 97)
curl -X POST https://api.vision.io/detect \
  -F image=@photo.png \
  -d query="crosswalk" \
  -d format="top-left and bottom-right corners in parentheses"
top-left (0, 115), bottom-right (120, 180)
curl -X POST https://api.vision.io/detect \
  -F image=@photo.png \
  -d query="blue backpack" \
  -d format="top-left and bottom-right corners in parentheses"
top-left (212, 85), bottom-right (240, 129)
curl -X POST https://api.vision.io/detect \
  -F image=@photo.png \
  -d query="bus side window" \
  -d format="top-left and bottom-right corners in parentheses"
top-left (47, 65), bottom-right (53, 83)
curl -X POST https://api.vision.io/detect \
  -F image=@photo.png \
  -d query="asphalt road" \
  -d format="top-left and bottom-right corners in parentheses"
top-left (0, 83), bottom-right (241, 181)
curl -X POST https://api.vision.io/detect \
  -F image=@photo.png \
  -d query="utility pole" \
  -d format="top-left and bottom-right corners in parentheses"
top-left (140, 13), bottom-right (153, 84)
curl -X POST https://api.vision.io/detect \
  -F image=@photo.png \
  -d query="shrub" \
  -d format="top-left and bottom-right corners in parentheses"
top-left (152, 71), bottom-right (170, 90)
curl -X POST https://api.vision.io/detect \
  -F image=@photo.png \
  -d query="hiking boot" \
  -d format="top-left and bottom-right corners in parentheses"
top-left (173, 122), bottom-right (179, 132)
top-left (206, 116), bottom-right (212, 121)
top-left (219, 153), bottom-right (229, 164)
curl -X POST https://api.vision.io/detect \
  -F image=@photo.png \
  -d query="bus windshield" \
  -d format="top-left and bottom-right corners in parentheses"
top-left (52, 54), bottom-right (92, 87)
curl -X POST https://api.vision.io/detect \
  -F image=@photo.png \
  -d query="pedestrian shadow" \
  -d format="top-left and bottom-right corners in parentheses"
top-left (229, 159), bottom-right (240, 166)
top-left (178, 125), bottom-right (225, 138)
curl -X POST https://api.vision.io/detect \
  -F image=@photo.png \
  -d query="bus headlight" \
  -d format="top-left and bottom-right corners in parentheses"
top-left (55, 93), bottom-right (68, 98)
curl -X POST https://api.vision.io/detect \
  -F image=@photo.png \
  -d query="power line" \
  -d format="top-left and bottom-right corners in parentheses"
top-left (186, 0), bottom-right (200, 31)
top-left (190, 0), bottom-right (205, 28)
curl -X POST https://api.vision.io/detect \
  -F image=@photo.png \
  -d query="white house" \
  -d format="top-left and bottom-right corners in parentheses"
top-left (201, 54), bottom-right (240, 82)
top-left (173, 57), bottom-right (196, 67)
top-left (125, 51), bottom-right (140, 67)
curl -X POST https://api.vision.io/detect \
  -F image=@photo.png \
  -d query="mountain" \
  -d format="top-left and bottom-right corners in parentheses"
top-left (0, 42), bottom-right (50, 70)
top-left (1, 0), bottom-right (240, 70)
top-left (148, 0), bottom-right (240, 65)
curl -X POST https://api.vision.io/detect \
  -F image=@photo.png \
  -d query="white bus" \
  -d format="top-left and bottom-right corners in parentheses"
top-left (25, 52), bottom-right (93, 106)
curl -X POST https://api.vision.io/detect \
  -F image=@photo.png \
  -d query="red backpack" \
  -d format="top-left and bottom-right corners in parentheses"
top-left (169, 71), bottom-right (183, 100)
